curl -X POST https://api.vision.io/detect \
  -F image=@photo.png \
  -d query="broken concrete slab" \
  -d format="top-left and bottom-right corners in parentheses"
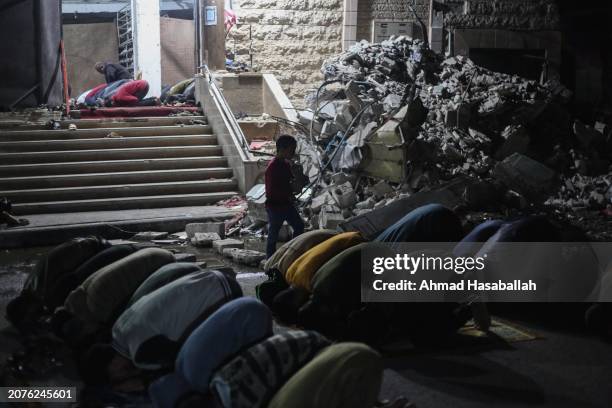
top-left (319, 205), bottom-right (345, 230)
top-left (360, 105), bottom-right (410, 183)
top-left (347, 121), bottom-right (378, 148)
top-left (246, 184), bottom-right (268, 223)
top-left (175, 253), bottom-right (197, 263)
top-left (298, 110), bottom-right (324, 133)
top-left (493, 153), bottom-right (558, 201)
top-left (132, 231), bottom-right (169, 241)
top-left (213, 238), bottom-right (244, 254)
top-left (340, 178), bottom-right (473, 239)
top-left (310, 189), bottom-right (334, 213)
top-left (496, 125), bottom-right (530, 160)
top-left (330, 172), bottom-right (356, 186)
top-left (330, 181), bottom-right (357, 209)
top-left (170, 232), bottom-right (188, 240)
top-left (355, 197), bottom-right (376, 210)
top-left (383, 93), bottom-right (402, 112)
top-left (321, 120), bottom-right (339, 138)
top-left (334, 101), bottom-right (354, 130)
top-left (191, 232), bottom-right (221, 248)
top-left (222, 247), bottom-right (241, 258)
top-left (369, 180), bottom-right (394, 198)
top-left (318, 102), bottom-right (337, 120)
top-left (231, 249), bottom-right (266, 266)
top-left (185, 222), bottom-right (226, 239)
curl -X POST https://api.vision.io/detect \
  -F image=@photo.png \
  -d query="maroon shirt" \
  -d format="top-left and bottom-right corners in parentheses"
top-left (265, 157), bottom-right (293, 208)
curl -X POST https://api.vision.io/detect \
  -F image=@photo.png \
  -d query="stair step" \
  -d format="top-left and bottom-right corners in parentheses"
top-left (12, 191), bottom-right (239, 215)
top-left (0, 168), bottom-right (234, 189)
top-left (0, 116), bottom-right (207, 131)
top-left (61, 116), bottom-right (208, 129)
top-left (0, 156), bottom-right (229, 177)
top-left (0, 135), bottom-right (217, 152)
top-left (0, 145), bottom-right (223, 165)
top-left (2, 179), bottom-right (237, 203)
top-left (0, 125), bottom-right (212, 141)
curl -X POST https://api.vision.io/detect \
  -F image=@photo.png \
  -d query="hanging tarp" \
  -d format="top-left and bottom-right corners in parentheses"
top-left (0, 0), bottom-right (63, 109)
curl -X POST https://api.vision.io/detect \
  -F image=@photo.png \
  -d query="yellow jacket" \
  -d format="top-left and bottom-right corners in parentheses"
top-left (285, 231), bottom-right (364, 291)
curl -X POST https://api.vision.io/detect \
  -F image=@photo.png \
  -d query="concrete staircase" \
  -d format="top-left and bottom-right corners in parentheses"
top-left (0, 116), bottom-right (239, 216)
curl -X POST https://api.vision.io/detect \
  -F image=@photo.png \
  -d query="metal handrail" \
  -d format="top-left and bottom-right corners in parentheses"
top-left (200, 64), bottom-right (252, 157)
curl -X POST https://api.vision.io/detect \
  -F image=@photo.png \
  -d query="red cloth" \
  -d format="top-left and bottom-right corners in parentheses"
top-left (225, 9), bottom-right (237, 31)
top-left (265, 157), bottom-right (293, 208)
top-left (112, 80), bottom-right (149, 106)
top-left (79, 106), bottom-right (200, 118)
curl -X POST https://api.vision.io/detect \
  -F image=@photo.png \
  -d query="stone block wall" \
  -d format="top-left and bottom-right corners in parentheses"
top-left (357, 0), bottom-right (430, 43)
top-left (229, 0), bottom-right (344, 108)
top-left (442, 0), bottom-right (560, 30)
top-left (64, 23), bottom-right (119, 96)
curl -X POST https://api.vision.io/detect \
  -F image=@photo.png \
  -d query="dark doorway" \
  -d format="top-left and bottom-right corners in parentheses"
top-left (469, 48), bottom-right (546, 80)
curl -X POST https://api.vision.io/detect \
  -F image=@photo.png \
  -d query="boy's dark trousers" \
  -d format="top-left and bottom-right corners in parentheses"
top-left (266, 206), bottom-right (304, 258)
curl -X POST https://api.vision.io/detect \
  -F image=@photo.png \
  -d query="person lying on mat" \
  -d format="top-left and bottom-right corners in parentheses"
top-left (104, 80), bottom-right (159, 107)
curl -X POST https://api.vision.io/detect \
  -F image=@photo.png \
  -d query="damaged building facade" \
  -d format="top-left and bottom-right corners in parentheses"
top-left (240, 0), bottom-right (611, 242)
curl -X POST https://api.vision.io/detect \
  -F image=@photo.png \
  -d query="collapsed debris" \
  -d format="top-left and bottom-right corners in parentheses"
top-left (213, 238), bottom-right (245, 255)
top-left (238, 36), bottom-right (610, 241)
top-left (191, 232), bottom-right (222, 248)
top-left (186, 222), bottom-right (226, 239)
top-left (132, 231), bottom-right (169, 241)
top-left (225, 248), bottom-right (267, 266)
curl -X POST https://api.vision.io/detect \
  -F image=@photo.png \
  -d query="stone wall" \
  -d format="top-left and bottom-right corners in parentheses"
top-left (229, 0), bottom-right (344, 108)
top-left (160, 17), bottom-right (195, 86)
top-left (357, 0), bottom-right (430, 42)
top-left (64, 23), bottom-right (119, 96)
top-left (442, 0), bottom-right (560, 30)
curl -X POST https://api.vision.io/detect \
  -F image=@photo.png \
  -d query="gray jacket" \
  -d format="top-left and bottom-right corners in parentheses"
top-left (112, 269), bottom-right (242, 370)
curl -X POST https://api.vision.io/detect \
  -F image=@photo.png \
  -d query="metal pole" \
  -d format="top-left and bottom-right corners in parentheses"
top-left (194, 0), bottom-right (202, 73)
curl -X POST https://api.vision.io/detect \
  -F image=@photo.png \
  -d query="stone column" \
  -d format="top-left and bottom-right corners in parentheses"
top-left (342, 0), bottom-right (358, 50)
top-left (203, 0), bottom-right (225, 70)
top-left (131, 0), bottom-right (162, 96)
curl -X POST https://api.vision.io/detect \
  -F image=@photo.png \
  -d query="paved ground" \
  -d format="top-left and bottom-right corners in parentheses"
top-left (0, 206), bottom-right (241, 248)
top-left (1, 243), bottom-right (611, 408)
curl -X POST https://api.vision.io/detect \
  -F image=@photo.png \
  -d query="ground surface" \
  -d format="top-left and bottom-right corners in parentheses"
top-left (1, 242), bottom-right (611, 408)
top-left (0, 206), bottom-right (241, 249)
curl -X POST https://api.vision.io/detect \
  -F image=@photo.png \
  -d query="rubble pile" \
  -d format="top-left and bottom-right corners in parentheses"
top-left (547, 174), bottom-right (611, 212)
top-left (243, 36), bottom-right (611, 240)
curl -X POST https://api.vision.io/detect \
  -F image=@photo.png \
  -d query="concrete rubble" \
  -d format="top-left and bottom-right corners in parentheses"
top-left (228, 249), bottom-right (267, 266)
top-left (237, 35), bottom-right (611, 241)
top-left (132, 231), bottom-right (169, 241)
top-left (185, 222), bottom-right (226, 239)
top-left (191, 232), bottom-right (222, 248)
top-left (213, 238), bottom-right (244, 255)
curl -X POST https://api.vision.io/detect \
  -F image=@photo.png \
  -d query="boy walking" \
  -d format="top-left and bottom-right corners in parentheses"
top-left (265, 135), bottom-right (305, 258)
